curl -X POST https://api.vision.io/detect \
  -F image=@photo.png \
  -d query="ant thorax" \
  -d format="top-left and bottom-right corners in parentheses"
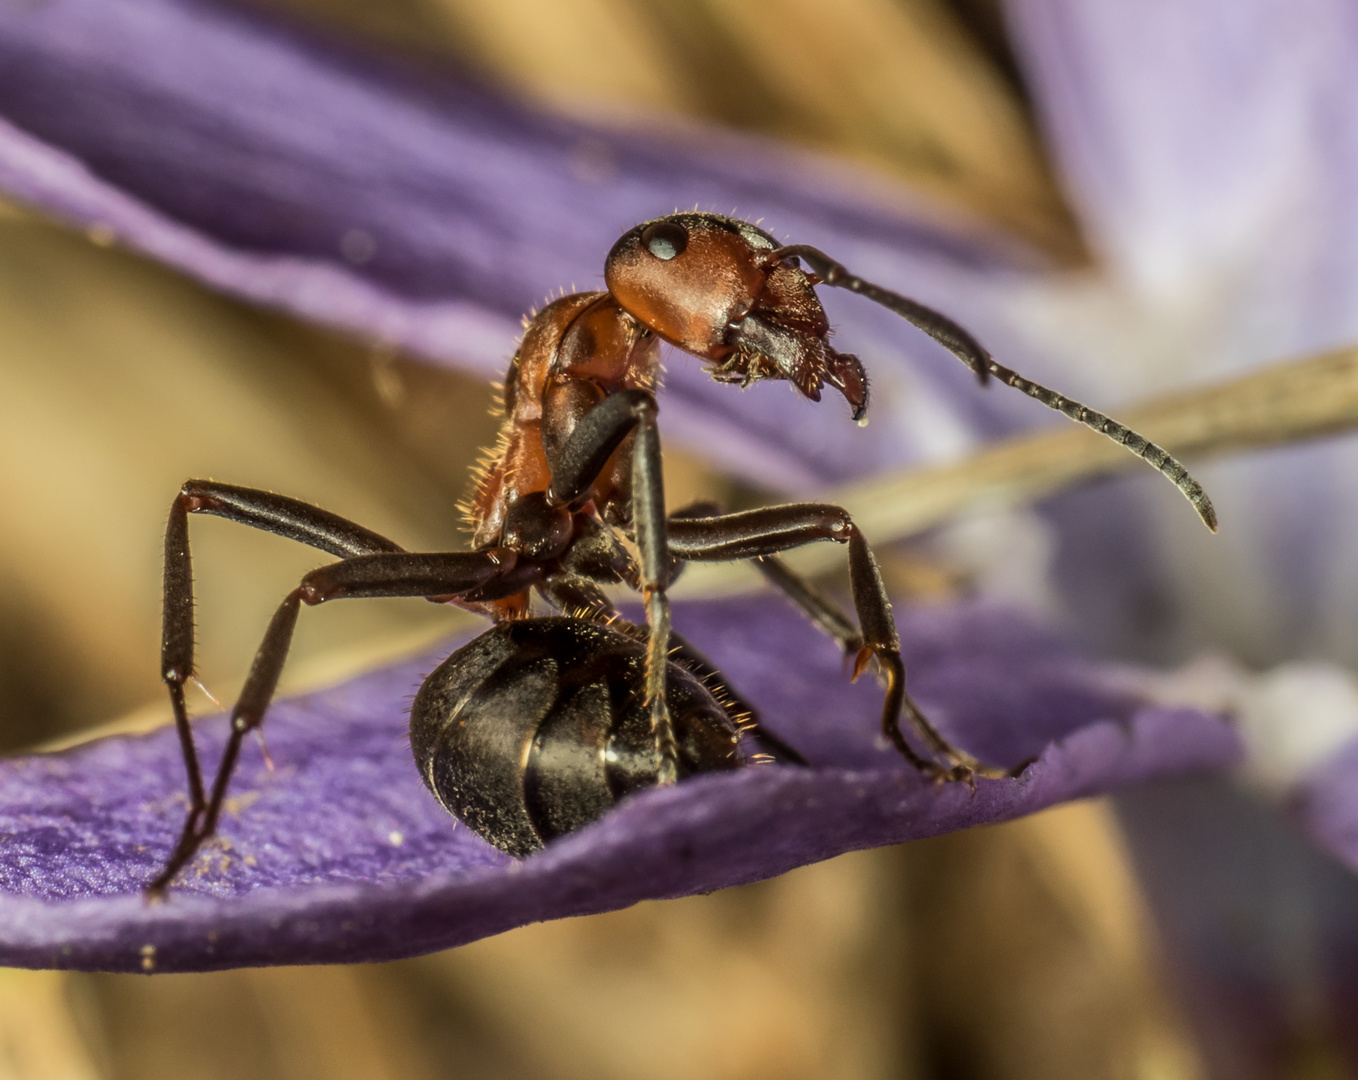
top-left (465, 292), bottom-right (660, 552)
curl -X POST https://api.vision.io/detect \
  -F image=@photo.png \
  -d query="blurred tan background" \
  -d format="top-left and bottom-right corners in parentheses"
top-left (0, 1), bottom-right (1209, 1077)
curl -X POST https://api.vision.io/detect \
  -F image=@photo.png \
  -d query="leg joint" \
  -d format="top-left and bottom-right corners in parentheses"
top-left (177, 479), bottom-right (221, 514)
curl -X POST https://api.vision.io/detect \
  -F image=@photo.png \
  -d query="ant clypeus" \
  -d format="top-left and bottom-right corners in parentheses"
top-left (150, 212), bottom-right (1216, 891)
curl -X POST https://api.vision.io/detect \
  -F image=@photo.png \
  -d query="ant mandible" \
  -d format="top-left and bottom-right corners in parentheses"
top-left (150, 212), bottom-right (1216, 890)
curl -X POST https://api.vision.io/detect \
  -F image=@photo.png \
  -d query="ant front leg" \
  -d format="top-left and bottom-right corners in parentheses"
top-left (546, 390), bottom-right (679, 784)
top-left (667, 505), bottom-right (989, 780)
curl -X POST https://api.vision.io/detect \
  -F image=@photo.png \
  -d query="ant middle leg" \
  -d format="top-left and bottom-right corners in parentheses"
top-left (670, 499), bottom-right (861, 655)
top-left (666, 505), bottom-right (989, 780)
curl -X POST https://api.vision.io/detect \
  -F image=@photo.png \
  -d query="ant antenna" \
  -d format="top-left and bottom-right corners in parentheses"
top-left (770, 244), bottom-right (992, 384)
top-left (983, 357), bottom-right (1217, 532)
top-left (771, 243), bottom-right (1218, 533)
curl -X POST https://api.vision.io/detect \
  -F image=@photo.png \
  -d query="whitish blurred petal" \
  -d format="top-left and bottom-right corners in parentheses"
top-left (954, 3), bottom-right (1358, 675)
top-left (1010, 0), bottom-right (1358, 333)
top-left (1236, 663), bottom-right (1358, 794)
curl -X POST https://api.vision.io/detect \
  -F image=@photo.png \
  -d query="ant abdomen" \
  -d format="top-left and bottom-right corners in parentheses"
top-left (410, 618), bottom-right (744, 856)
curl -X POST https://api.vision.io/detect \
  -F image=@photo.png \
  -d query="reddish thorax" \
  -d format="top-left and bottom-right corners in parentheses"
top-left (465, 292), bottom-right (659, 569)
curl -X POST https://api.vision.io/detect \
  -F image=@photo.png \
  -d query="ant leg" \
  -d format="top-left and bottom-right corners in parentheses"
top-left (667, 505), bottom-right (988, 779)
top-left (162, 502), bottom-right (207, 838)
top-left (150, 548), bottom-right (513, 893)
top-left (754, 556), bottom-right (862, 656)
top-left (752, 553), bottom-right (934, 742)
top-left (546, 390), bottom-right (678, 784)
top-left (628, 399), bottom-right (677, 783)
top-left (668, 501), bottom-right (860, 653)
top-left (159, 480), bottom-right (407, 890)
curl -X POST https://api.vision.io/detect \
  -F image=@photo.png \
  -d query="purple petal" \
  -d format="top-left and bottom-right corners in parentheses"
top-left (0, 598), bottom-right (1236, 972)
top-left (1118, 779), bottom-right (1358, 1079)
top-left (943, 3), bottom-right (1358, 680)
top-left (0, 0), bottom-right (1034, 489)
top-left (1292, 734), bottom-right (1358, 874)
top-left (1010, 0), bottom-right (1358, 346)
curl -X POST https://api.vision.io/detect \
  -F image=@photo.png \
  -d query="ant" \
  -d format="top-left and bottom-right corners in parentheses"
top-left (150, 212), bottom-right (1216, 889)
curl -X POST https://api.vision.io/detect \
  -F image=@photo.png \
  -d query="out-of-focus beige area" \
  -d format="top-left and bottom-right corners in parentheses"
top-left (0, 2), bottom-right (1210, 1078)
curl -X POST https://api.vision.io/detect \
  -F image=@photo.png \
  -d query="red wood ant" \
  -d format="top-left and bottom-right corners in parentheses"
top-left (150, 212), bottom-right (1216, 888)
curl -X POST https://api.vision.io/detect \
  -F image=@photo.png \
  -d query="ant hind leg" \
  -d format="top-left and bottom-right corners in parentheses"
top-left (152, 478), bottom-right (512, 894)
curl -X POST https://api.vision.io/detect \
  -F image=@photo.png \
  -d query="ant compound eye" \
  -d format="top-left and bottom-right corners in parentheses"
top-left (641, 221), bottom-right (688, 261)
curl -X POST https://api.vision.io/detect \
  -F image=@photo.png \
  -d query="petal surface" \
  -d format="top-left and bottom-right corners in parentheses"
top-left (0, 597), bottom-right (1237, 972)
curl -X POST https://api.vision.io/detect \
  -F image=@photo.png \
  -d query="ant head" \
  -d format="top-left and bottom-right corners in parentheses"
top-left (605, 213), bottom-right (869, 420)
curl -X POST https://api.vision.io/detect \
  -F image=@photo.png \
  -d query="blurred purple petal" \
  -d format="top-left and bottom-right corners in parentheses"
top-left (1293, 735), bottom-right (1358, 874)
top-left (0, 0), bottom-right (1039, 489)
top-left (991, 1), bottom-right (1358, 679)
top-left (0, 598), bottom-right (1236, 972)
top-left (970, 2), bottom-right (1358, 683)
top-left (0, 114), bottom-right (517, 374)
top-left (1111, 632), bottom-right (1358, 1070)
top-left (1119, 779), bottom-right (1358, 1080)
top-left (1010, 0), bottom-right (1358, 330)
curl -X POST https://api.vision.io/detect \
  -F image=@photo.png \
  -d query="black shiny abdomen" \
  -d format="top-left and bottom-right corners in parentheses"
top-left (410, 618), bottom-right (743, 856)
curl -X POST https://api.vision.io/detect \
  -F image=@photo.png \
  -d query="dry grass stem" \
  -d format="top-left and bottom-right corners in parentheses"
top-left (677, 342), bottom-right (1358, 595)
